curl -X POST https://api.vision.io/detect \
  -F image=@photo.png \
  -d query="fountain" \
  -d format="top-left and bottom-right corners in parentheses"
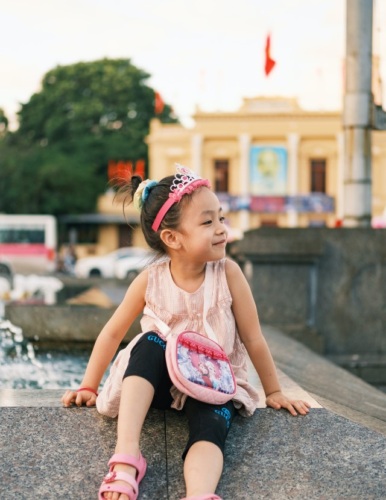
top-left (0, 275), bottom-right (92, 390)
top-left (0, 316), bottom-right (92, 390)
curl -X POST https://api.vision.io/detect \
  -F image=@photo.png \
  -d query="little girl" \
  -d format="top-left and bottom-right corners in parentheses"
top-left (62, 165), bottom-right (310, 500)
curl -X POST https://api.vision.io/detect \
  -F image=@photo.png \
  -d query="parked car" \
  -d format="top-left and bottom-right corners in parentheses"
top-left (74, 247), bottom-right (150, 278)
top-left (114, 251), bottom-right (154, 281)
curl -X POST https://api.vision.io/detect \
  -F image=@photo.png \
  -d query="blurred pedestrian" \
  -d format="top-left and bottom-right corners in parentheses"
top-left (63, 244), bottom-right (77, 275)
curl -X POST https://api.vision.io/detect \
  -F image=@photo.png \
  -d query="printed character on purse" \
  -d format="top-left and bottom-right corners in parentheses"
top-left (61, 164), bottom-right (310, 500)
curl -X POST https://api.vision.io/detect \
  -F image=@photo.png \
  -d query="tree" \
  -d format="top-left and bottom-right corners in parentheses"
top-left (0, 59), bottom-right (177, 215)
top-left (0, 108), bottom-right (8, 134)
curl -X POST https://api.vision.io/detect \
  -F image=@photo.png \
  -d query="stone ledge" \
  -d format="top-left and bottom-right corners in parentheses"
top-left (2, 326), bottom-right (386, 498)
top-left (263, 325), bottom-right (386, 435)
top-left (0, 366), bottom-right (320, 410)
top-left (1, 406), bottom-right (386, 499)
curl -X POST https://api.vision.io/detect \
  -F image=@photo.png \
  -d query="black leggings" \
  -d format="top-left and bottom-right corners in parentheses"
top-left (123, 332), bottom-right (236, 459)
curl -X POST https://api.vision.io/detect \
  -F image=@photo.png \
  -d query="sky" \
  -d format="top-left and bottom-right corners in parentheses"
top-left (1, 0), bottom-right (385, 129)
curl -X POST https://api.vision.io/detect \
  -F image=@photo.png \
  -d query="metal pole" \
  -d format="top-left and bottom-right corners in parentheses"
top-left (343, 0), bottom-right (373, 227)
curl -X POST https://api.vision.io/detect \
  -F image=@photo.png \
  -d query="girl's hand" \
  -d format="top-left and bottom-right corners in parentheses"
top-left (265, 391), bottom-right (310, 416)
top-left (61, 389), bottom-right (97, 408)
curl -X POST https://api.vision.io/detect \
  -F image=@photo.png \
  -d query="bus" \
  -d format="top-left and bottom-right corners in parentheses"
top-left (0, 215), bottom-right (57, 274)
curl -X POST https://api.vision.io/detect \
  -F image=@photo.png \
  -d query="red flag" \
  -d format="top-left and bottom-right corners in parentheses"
top-left (264, 34), bottom-right (276, 76)
top-left (154, 91), bottom-right (165, 114)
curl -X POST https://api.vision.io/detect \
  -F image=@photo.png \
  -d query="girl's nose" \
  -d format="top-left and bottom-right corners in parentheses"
top-left (216, 222), bottom-right (227, 234)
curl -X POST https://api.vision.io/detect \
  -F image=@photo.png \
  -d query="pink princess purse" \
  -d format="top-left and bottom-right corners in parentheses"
top-left (165, 330), bottom-right (236, 405)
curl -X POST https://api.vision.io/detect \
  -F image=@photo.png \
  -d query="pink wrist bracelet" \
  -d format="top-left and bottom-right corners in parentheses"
top-left (77, 387), bottom-right (98, 396)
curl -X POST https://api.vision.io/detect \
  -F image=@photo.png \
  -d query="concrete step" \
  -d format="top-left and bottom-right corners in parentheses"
top-left (2, 326), bottom-right (386, 499)
top-left (1, 396), bottom-right (386, 499)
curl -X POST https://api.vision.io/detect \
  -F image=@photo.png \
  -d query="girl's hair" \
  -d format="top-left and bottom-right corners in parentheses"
top-left (118, 174), bottom-right (197, 254)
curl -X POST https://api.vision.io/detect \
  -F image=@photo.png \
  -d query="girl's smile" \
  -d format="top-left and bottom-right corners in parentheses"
top-left (176, 188), bottom-right (228, 262)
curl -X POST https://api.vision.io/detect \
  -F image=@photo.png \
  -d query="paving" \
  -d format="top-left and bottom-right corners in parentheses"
top-left (1, 327), bottom-right (386, 499)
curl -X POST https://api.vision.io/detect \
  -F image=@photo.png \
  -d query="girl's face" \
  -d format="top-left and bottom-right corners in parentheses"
top-left (176, 188), bottom-right (228, 263)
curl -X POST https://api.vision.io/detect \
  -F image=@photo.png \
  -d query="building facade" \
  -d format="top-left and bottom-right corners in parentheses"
top-left (75, 96), bottom-right (386, 257)
top-left (146, 96), bottom-right (386, 232)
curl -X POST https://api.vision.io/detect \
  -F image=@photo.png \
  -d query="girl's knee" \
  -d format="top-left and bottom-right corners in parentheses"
top-left (182, 400), bottom-right (236, 459)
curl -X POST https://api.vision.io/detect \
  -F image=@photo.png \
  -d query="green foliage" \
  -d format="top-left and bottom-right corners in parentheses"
top-left (0, 58), bottom-right (177, 215)
top-left (0, 108), bottom-right (8, 133)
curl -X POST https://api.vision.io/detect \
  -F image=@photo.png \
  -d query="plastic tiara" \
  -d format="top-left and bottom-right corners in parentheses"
top-left (151, 164), bottom-right (211, 231)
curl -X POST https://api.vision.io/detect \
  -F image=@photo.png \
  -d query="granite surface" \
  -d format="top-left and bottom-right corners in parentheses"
top-left (0, 407), bottom-right (167, 499)
top-left (2, 328), bottom-right (386, 499)
top-left (1, 405), bottom-right (386, 499)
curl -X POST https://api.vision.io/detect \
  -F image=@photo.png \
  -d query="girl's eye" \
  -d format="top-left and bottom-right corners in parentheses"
top-left (219, 216), bottom-right (225, 223)
top-left (203, 220), bottom-right (212, 225)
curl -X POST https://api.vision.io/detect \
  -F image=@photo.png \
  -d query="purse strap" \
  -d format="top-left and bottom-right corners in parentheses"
top-left (143, 305), bottom-right (171, 337)
top-left (202, 262), bottom-right (218, 343)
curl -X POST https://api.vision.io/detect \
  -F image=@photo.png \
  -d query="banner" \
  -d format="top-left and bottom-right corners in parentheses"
top-left (250, 196), bottom-right (286, 213)
top-left (285, 194), bottom-right (335, 213)
top-left (216, 193), bottom-right (334, 214)
top-left (250, 146), bottom-right (288, 195)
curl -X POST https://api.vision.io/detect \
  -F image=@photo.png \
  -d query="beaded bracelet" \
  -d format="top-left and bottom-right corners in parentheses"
top-left (77, 387), bottom-right (98, 396)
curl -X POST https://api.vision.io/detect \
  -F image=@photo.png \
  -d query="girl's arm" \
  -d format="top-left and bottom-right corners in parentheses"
top-left (225, 259), bottom-right (309, 416)
top-left (61, 269), bottom-right (148, 407)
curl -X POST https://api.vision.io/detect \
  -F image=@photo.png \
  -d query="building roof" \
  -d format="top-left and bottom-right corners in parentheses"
top-left (59, 213), bottom-right (139, 225)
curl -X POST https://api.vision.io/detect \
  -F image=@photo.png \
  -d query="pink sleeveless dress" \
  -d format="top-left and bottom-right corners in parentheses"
top-left (96, 258), bottom-right (260, 418)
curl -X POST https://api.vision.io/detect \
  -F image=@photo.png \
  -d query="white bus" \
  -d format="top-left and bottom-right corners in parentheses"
top-left (0, 215), bottom-right (57, 274)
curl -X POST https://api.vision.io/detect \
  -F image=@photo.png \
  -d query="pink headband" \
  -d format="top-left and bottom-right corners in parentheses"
top-left (152, 165), bottom-right (211, 231)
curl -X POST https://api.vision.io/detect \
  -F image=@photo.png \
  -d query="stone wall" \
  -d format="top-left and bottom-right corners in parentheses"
top-left (4, 304), bottom-right (141, 347)
top-left (230, 228), bottom-right (386, 383)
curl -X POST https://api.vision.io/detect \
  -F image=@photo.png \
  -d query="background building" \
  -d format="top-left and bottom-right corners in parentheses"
top-left (76, 95), bottom-right (386, 256)
top-left (146, 96), bottom-right (386, 232)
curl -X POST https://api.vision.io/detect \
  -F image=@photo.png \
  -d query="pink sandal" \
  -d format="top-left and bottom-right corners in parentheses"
top-left (98, 453), bottom-right (147, 500)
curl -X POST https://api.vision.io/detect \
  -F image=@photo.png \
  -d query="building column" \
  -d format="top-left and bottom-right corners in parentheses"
top-left (336, 132), bottom-right (345, 221)
top-left (191, 133), bottom-right (203, 176)
top-left (238, 133), bottom-right (251, 232)
top-left (343, 0), bottom-right (373, 226)
top-left (287, 133), bottom-right (300, 227)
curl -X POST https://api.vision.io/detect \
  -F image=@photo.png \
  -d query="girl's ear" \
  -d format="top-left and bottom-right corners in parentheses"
top-left (160, 229), bottom-right (181, 250)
